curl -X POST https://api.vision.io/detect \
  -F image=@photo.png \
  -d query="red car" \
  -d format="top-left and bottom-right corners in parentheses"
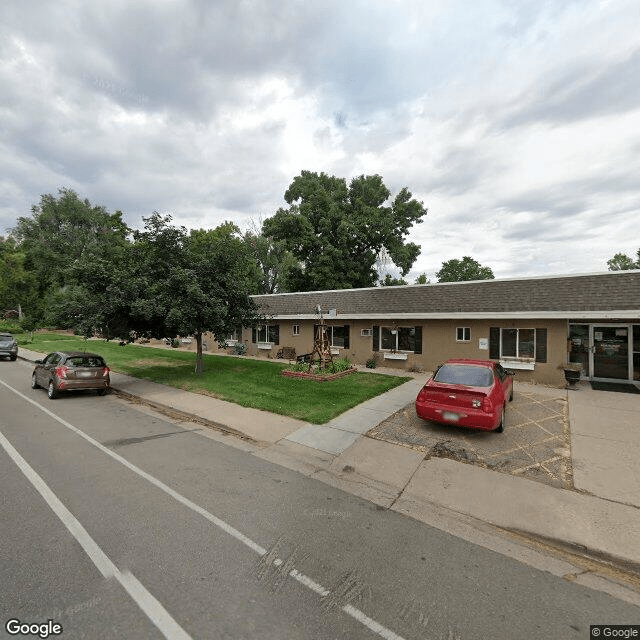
top-left (415, 359), bottom-right (513, 432)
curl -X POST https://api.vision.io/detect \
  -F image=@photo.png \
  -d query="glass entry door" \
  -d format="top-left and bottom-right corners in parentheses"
top-left (592, 325), bottom-right (631, 380)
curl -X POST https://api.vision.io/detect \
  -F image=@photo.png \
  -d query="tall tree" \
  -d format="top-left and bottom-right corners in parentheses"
top-left (129, 214), bottom-right (261, 373)
top-left (242, 224), bottom-right (298, 294)
top-left (11, 188), bottom-right (131, 319)
top-left (607, 249), bottom-right (640, 271)
top-left (0, 236), bottom-right (38, 316)
top-left (436, 256), bottom-right (494, 282)
top-left (262, 171), bottom-right (426, 291)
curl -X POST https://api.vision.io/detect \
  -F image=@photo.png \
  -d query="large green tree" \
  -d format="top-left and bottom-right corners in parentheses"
top-left (0, 236), bottom-right (38, 316)
top-left (607, 249), bottom-right (640, 271)
top-left (242, 225), bottom-right (298, 294)
top-left (11, 188), bottom-right (131, 319)
top-left (436, 256), bottom-right (494, 282)
top-left (128, 214), bottom-right (261, 373)
top-left (262, 171), bottom-right (426, 291)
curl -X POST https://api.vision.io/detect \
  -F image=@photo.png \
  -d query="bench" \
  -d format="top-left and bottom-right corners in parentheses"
top-left (276, 346), bottom-right (297, 360)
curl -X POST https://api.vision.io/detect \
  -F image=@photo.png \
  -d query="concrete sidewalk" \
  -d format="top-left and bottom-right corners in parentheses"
top-left (17, 347), bottom-right (640, 574)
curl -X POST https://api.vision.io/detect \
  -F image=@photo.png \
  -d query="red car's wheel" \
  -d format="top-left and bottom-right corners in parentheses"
top-left (495, 406), bottom-right (505, 433)
top-left (47, 380), bottom-right (59, 400)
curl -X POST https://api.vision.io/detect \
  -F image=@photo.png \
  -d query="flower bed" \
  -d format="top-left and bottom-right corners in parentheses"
top-left (281, 367), bottom-right (358, 382)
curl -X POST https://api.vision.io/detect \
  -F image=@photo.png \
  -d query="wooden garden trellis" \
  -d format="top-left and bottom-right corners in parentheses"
top-left (308, 305), bottom-right (333, 372)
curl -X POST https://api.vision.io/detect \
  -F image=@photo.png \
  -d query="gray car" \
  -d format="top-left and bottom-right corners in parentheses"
top-left (31, 351), bottom-right (111, 399)
top-left (0, 333), bottom-right (18, 361)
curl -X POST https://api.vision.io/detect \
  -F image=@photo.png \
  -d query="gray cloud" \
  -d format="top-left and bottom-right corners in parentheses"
top-left (502, 48), bottom-right (640, 128)
top-left (1, 0), bottom-right (639, 279)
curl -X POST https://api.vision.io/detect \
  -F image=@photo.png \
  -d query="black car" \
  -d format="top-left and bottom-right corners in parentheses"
top-left (32, 351), bottom-right (111, 399)
top-left (0, 333), bottom-right (18, 360)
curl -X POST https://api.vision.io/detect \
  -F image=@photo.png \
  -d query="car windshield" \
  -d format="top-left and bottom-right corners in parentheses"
top-left (433, 364), bottom-right (493, 387)
top-left (65, 355), bottom-right (106, 368)
top-left (0, 333), bottom-right (14, 339)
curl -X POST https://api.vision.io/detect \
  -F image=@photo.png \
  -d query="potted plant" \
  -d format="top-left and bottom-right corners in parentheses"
top-left (562, 362), bottom-right (582, 388)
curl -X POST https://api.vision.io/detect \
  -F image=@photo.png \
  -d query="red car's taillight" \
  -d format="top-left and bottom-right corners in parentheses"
top-left (482, 397), bottom-right (492, 413)
top-left (54, 366), bottom-right (69, 379)
top-left (101, 367), bottom-right (110, 377)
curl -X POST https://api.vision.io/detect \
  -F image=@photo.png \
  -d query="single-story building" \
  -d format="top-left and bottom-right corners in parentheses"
top-left (207, 270), bottom-right (640, 387)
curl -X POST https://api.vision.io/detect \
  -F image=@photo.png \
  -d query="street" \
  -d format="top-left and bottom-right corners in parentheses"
top-left (1, 358), bottom-right (638, 640)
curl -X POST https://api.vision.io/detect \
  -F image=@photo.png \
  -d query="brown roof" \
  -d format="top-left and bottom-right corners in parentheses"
top-left (252, 271), bottom-right (640, 318)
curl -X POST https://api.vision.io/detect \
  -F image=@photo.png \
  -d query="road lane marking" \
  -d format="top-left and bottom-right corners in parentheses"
top-left (0, 430), bottom-right (192, 640)
top-left (0, 379), bottom-right (408, 640)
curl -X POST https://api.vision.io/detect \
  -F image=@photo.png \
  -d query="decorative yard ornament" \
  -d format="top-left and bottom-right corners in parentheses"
top-left (309, 304), bottom-right (333, 372)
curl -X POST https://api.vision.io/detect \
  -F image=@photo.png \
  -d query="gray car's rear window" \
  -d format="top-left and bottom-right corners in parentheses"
top-left (65, 356), bottom-right (106, 367)
top-left (433, 364), bottom-right (493, 387)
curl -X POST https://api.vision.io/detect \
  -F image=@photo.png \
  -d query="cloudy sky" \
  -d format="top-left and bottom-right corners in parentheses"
top-left (2, 0), bottom-right (639, 282)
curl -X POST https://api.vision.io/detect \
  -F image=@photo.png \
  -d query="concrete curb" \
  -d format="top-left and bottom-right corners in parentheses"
top-left (110, 387), bottom-right (259, 444)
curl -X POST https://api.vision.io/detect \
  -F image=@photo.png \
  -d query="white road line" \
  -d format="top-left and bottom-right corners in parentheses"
top-left (0, 430), bottom-right (192, 640)
top-left (0, 379), bottom-right (408, 640)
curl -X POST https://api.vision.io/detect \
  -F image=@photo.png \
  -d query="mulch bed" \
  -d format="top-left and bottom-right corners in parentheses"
top-left (281, 368), bottom-right (358, 382)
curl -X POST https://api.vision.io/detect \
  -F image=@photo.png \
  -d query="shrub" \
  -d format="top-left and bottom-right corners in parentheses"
top-left (0, 319), bottom-right (21, 333)
top-left (366, 356), bottom-right (378, 369)
top-left (171, 338), bottom-right (180, 348)
top-left (333, 357), bottom-right (352, 372)
top-left (233, 342), bottom-right (247, 356)
top-left (19, 317), bottom-right (38, 332)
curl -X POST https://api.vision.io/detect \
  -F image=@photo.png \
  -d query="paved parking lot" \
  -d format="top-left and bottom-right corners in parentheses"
top-left (367, 384), bottom-right (573, 489)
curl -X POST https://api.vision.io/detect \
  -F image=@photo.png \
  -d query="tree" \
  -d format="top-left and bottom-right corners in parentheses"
top-left (11, 189), bottom-right (131, 320)
top-left (436, 257), bottom-right (494, 282)
top-left (414, 273), bottom-right (430, 284)
top-left (262, 171), bottom-right (426, 291)
top-left (0, 236), bottom-right (38, 317)
top-left (242, 222), bottom-right (298, 294)
top-left (607, 249), bottom-right (640, 271)
top-left (379, 274), bottom-right (408, 286)
top-left (128, 215), bottom-right (261, 373)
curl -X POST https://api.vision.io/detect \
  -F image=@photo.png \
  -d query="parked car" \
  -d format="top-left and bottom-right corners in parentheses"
top-left (31, 351), bottom-right (111, 399)
top-left (0, 332), bottom-right (18, 361)
top-left (415, 359), bottom-right (513, 432)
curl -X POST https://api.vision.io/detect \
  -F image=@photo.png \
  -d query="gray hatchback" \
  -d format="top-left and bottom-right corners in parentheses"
top-left (0, 333), bottom-right (18, 360)
top-left (32, 351), bottom-right (111, 399)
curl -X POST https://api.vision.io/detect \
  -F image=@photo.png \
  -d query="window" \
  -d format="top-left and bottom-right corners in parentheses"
top-left (225, 327), bottom-right (242, 342)
top-left (489, 327), bottom-right (547, 363)
top-left (292, 324), bottom-right (300, 336)
top-left (361, 328), bottom-right (372, 337)
top-left (456, 327), bottom-right (470, 342)
top-left (315, 324), bottom-right (350, 348)
top-left (373, 326), bottom-right (422, 354)
top-left (252, 325), bottom-right (279, 344)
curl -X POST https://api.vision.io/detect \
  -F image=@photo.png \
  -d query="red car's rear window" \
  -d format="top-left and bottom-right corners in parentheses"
top-left (433, 364), bottom-right (493, 387)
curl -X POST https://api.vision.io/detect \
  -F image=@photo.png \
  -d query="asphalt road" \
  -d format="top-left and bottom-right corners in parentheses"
top-left (1, 359), bottom-right (638, 640)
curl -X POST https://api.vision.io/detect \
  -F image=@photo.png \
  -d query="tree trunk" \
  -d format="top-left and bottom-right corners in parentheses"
top-left (195, 332), bottom-right (204, 374)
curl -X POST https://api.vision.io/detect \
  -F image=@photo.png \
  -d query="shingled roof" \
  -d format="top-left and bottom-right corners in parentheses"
top-left (252, 271), bottom-right (640, 319)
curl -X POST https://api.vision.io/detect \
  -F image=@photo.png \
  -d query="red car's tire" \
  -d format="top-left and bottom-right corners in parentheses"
top-left (495, 406), bottom-right (505, 433)
top-left (47, 380), bottom-right (59, 400)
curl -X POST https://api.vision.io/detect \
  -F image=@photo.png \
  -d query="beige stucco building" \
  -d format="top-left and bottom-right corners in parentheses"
top-left (206, 271), bottom-right (640, 388)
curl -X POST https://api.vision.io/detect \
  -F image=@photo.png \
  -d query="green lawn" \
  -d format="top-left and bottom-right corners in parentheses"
top-left (17, 333), bottom-right (411, 424)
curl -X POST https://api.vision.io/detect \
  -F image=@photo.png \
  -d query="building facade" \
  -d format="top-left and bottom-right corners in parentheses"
top-left (207, 271), bottom-right (640, 387)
